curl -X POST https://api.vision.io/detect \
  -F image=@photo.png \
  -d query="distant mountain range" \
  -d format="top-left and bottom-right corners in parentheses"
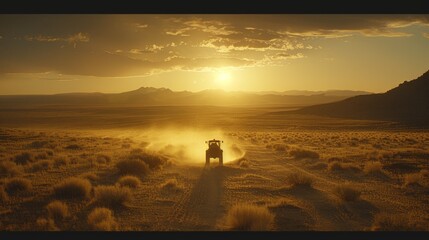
top-left (0, 88), bottom-right (370, 107)
top-left (295, 69), bottom-right (429, 125)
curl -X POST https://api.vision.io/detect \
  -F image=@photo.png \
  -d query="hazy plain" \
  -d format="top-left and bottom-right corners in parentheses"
top-left (0, 105), bottom-right (428, 231)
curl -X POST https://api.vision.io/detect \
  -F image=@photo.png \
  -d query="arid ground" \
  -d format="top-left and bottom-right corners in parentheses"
top-left (1, 105), bottom-right (428, 231)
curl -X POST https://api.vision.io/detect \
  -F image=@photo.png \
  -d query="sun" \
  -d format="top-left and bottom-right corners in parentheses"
top-left (217, 71), bottom-right (231, 82)
top-left (215, 70), bottom-right (232, 89)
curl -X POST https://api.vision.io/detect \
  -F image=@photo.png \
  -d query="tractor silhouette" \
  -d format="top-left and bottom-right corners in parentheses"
top-left (205, 139), bottom-right (223, 166)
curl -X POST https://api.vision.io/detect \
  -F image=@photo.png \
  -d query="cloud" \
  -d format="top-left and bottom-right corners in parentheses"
top-left (135, 23), bottom-right (148, 28)
top-left (199, 37), bottom-right (301, 53)
top-left (1, 14), bottom-right (429, 78)
top-left (0, 44), bottom-right (255, 77)
top-left (128, 44), bottom-right (165, 54)
top-left (213, 15), bottom-right (429, 38)
top-left (24, 32), bottom-right (89, 48)
top-left (165, 17), bottom-right (237, 37)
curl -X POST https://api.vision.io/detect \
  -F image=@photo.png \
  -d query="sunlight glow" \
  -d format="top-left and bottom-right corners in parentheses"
top-left (215, 70), bottom-right (232, 89)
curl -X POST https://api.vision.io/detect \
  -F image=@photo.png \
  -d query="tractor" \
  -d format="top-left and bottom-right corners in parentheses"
top-left (205, 139), bottom-right (223, 166)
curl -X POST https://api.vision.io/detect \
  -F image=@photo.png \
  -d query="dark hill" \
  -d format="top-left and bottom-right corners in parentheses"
top-left (295, 69), bottom-right (429, 125)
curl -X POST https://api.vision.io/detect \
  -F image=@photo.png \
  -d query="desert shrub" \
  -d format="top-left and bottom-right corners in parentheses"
top-left (5, 177), bottom-right (32, 194)
top-left (14, 152), bottom-right (33, 165)
top-left (117, 175), bottom-right (141, 189)
top-left (53, 177), bottom-right (92, 199)
top-left (328, 161), bottom-right (360, 172)
top-left (29, 141), bottom-right (49, 149)
top-left (115, 159), bottom-right (150, 177)
top-left (96, 154), bottom-right (111, 164)
top-left (289, 149), bottom-right (319, 159)
top-left (225, 203), bottom-right (274, 231)
top-left (160, 178), bottom-right (182, 192)
top-left (404, 173), bottom-right (422, 187)
top-left (46, 150), bottom-right (54, 156)
top-left (371, 213), bottom-right (426, 231)
top-left (286, 172), bottom-right (314, 187)
top-left (0, 161), bottom-right (22, 177)
top-left (31, 160), bottom-right (51, 172)
top-left (80, 172), bottom-right (99, 181)
top-left (333, 183), bottom-right (361, 201)
top-left (93, 185), bottom-right (132, 208)
top-left (127, 149), bottom-right (166, 170)
top-left (363, 161), bottom-right (384, 174)
top-left (87, 208), bottom-right (117, 231)
top-left (46, 200), bottom-right (69, 221)
top-left (0, 186), bottom-right (8, 202)
top-left (36, 217), bottom-right (59, 231)
top-left (328, 161), bottom-right (343, 171)
top-left (65, 144), bottom-right (81, 150)
top-left (53, 157), bottom-right (68, 167)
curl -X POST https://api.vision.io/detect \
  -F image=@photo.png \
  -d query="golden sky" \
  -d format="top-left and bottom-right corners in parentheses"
top-left (1, 14), bottom-right (429, 94)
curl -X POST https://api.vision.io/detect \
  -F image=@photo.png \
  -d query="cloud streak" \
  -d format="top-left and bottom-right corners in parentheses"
top-left (24, 32), bottom-right (90, 48)
top-left (1, 14), bottom-right (429, 77)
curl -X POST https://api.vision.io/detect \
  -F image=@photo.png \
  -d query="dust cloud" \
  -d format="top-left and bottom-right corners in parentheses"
top-left (110, 127), bottom-right (245, 165)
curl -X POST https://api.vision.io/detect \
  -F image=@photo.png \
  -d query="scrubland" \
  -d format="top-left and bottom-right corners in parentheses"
top-left (0, 109), bottom-right (428, 231)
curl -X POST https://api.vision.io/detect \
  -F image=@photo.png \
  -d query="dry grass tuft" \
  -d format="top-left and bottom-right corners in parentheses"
top-left (371, 213), bottom-right (426, 231)
top-left (31, 160), bottom-right (51, 172)
top-left (333, 183), bottom-right (361, 202)
top-left (117, 175), bottom-right (141, 189)
top-left (96, 154), bottom-right (111, 164)
top-left (225, 203), bottom-right (274, 231)
top-left (80, 172), bottom-right (99, 182)
top-left (289, 149), bottom-right (319, 159)
top-left (53, 177), bottom-right (92, 199)
top-left (160, 178), bottom-right (183, 192)
top-left (14, 152), bottom-right (34, 165)
top-left (53, 157), bottom-right (68, 168)
top-left (115, 159), bottom-right (150, 177)
top-left (87, 208), bottom-right (118, 231)
top-left (65, 144), bottom-right (81, 150)
top-left (328, 161), bottom-right (361, 173)
top-left (4, 177), bottom-right (32, 194)
top-left (28, 140), bottom-right (49, 149)
top-left (0, 161), bottom-right (22, 177)
top-left (363, 161), bottom-right (384, 175)
top-left (36, 217), bottom-right (59, 231)
top-left (127, 149), bottom-right (166, 170)
top-left (93, 185), bottom-right (133, 208)
top-left (286, 172), bottom-right (314, 188)
top-left (46, 200), bottom-right (69, 221)
top-left (404, 173), bottom-right (422, 187)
